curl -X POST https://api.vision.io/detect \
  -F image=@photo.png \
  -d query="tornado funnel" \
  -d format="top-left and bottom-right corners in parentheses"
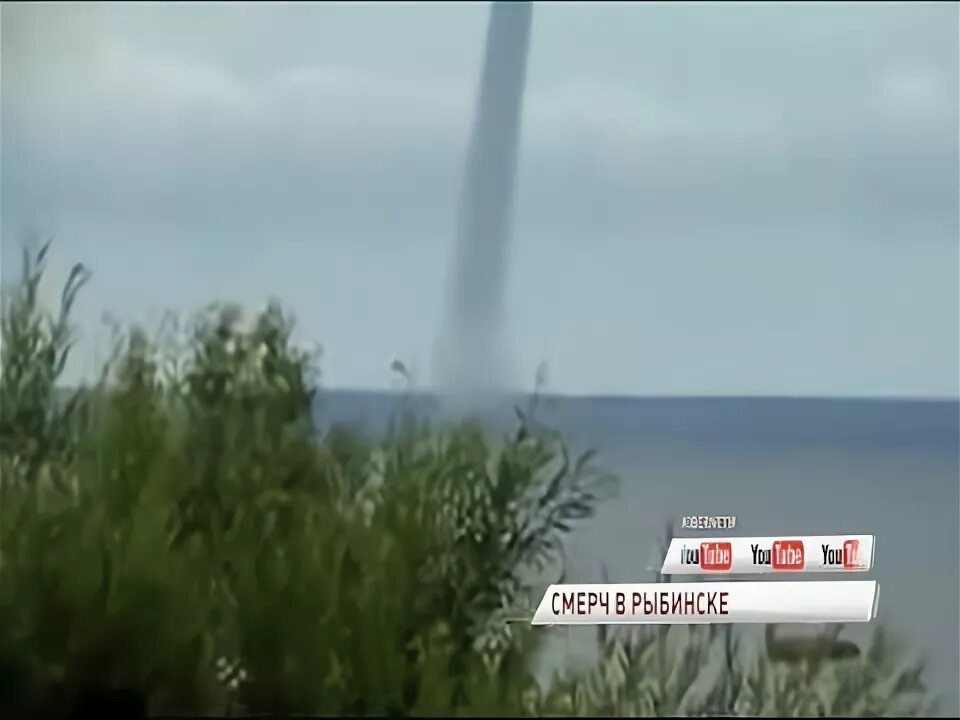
top-left (434, 1), bottom-right (533, 397)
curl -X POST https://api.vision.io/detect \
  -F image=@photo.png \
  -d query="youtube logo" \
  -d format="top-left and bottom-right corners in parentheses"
top-left (771, 539), bottom-right (805, 570)
top-left (659, 534), bottom-right (875, 575)
top-left (678, 541), bottom-right (733, 572)
top-left (821, 539), bottom-right (865, 569)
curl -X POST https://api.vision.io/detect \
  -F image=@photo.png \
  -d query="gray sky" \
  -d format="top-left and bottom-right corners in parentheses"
top-left (3, 1), bottom-right (958, 397)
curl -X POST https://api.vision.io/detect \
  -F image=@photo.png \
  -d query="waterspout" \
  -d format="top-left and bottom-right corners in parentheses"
top-left (433, 1), bottom-right (533, 404)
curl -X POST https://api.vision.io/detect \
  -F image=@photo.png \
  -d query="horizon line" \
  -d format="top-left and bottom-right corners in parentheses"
top-left (321, 387), bottom-right (960, 403)
top-left (53, 383), bottom-right (960, 403)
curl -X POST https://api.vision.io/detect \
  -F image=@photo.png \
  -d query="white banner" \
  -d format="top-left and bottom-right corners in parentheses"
top-left (659, 535), bottom-right (874, 575)
top-left (531, 580), bottom-right (879, 625)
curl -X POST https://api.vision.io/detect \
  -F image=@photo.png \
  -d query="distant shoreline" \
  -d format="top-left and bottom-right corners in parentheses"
top-left (55, 385), bottom-right (960, 405)
top-left (322, 389), bottom-right (960, 404)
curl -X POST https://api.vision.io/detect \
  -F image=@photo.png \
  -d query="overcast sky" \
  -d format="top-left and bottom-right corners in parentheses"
top-left (2, 1), bottom-right (958, 397)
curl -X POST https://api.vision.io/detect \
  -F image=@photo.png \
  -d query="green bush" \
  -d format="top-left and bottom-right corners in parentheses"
top-left (0, 242), bottom-right (937, 717)
top-left (538, 623), bottom-right (934, 717)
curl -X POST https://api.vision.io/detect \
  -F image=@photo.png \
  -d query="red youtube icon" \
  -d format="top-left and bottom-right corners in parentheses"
top-left (699, 541), bottom-right (733, 571)
top-left (843, 539), bottom-right (861, 569)
top-left (771, 539), bottom-right (805, 570)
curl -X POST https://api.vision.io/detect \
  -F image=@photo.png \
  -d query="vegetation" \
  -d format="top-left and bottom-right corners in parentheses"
top-left (0, 242), bottom-right (938, 717)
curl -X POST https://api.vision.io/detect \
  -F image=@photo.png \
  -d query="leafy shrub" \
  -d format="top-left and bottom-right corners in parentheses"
top-left (538, 623), bottom-right (934, 717)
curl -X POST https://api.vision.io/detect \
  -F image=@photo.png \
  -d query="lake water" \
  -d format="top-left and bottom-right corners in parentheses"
top-left (316, 392), bottom-right (960, 715)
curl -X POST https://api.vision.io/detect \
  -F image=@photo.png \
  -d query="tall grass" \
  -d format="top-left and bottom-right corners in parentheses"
top-left (0, 243), bottom-right (936, 717)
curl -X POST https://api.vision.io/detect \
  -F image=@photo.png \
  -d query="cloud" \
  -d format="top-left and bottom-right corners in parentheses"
top-left (876, 62), bottom-right (952, 117)
top-left (6, 28), bottom-right (955, 255)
